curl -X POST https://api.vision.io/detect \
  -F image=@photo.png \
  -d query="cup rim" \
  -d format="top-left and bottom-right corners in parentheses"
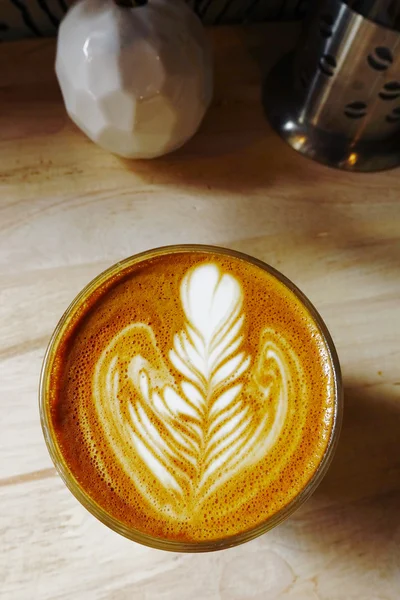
top-left (39, 244), bottom-right (343, 552)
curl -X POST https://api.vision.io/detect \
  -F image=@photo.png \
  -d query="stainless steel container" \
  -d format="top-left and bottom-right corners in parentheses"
top-left (264, 0), bottom-right (400, 171)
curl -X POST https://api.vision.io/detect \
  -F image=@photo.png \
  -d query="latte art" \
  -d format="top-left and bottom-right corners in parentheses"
top-left (91, 264), bottom-right (305, 519)
top-left (48, 249), bottom-right (337, 543)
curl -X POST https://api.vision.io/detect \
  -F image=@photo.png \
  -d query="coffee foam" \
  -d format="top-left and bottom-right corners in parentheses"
top-left (50, 251), bottom-right (335, 542)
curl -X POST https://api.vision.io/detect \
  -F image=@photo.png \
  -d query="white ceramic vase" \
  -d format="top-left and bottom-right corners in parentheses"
top-left (56, 0), bottom-right (213, 158)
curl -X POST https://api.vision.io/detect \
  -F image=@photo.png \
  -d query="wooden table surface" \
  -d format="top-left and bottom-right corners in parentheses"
top-left (1, 23), bottom-right (399, 600)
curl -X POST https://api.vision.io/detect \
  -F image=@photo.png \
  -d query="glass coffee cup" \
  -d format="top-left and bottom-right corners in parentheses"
top-left (40, 245), bottom-right (343, 552)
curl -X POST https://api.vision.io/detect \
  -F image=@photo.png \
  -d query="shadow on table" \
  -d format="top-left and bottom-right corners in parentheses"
top-left (118, 108), bottom-right (322, 194)
top-left (291, 378), bottom-right (400, 568)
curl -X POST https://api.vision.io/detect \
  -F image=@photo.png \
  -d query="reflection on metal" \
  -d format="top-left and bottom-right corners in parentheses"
top-left (264, 0), bottom-right (400, 172)
top-left (292, 135), bottom-right (307, 149)
top-left (347, 152), bottom-right (358, 166)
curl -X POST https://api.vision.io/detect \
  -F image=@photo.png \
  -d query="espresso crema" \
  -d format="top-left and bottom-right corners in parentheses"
top-left (48, 249), bottom-right (336, 542)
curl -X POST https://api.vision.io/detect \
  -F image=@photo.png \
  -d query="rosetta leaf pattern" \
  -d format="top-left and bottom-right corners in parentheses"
top-left (93, 263), bottom-right (298, 518)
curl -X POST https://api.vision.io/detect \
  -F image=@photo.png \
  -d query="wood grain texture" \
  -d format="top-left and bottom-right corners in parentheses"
top-left (1, 24), bottom-right (400, 600)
